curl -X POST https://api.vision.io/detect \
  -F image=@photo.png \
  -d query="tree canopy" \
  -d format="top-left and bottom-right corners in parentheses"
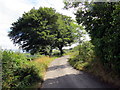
top-left (9, 7), bottom-right (76, 55)
top-left (54, 13), bottom-right (77, 55)
top-left (64, 1), bottom-right (120, 74)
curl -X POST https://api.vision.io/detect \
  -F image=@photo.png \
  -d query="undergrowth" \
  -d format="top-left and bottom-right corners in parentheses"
top-left (1, 50), bottom-right (55, 88)
top-left (68, 41), bottom-right (120, 87)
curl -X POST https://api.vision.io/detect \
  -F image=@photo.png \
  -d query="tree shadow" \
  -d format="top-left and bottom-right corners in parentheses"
top-left (41, 73), bottom-right (112, 88)
top-left (47, 64), bottom-right (69, 72)
top-left (40, 61), bottom-right (112, 88)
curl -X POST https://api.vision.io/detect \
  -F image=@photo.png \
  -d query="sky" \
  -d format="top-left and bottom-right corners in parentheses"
top-left (0, 0), bottom-right (89, 51)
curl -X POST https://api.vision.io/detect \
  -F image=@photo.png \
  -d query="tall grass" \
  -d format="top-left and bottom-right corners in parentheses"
top-left (1, 50), bottom-right (54, 88)
top-left (32, 56), bottom-right (55, 79)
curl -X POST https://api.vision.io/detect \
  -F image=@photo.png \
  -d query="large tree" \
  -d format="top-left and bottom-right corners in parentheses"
top-left (9, 7), bottom-right (76, 55)
top-left (9, 7), bottom-right (58, 55)
top-left (54, 14), bottom-right (76, 55)
top-left (64, 1), bottom-right (120, 73)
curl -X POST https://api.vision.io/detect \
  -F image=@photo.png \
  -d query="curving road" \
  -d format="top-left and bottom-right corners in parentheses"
top-left (42, 55), bottom-right (111, 88)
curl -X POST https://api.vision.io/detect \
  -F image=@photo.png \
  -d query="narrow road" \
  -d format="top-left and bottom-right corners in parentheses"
top-left (42, 55), bottom-right (111, 88)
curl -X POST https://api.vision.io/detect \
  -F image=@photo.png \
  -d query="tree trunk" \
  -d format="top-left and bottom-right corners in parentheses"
top-left (58, 46), bottom-right (63, 56)
top-left (49, 48), bottom-right (53, 56)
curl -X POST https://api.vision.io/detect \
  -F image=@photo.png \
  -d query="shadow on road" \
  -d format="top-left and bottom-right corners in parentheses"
top-left (41, 55), bottom-right (114, 89)
top-left (41, 73), bottom-right (112, 88)
top-left (47, 64), bottom-right (69, 71)
top-left (42, 63), bottom-right (112, 88)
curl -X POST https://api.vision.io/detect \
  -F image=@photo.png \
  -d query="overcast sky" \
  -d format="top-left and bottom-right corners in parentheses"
top-left (0, 0), bottom-right (77, 51)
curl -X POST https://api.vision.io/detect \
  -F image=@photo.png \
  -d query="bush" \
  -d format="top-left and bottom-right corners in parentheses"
top-left (52, 50), bottom-right (61, 56)
top-left (2, 50), bottom-right (42, 88)
top-left (74, 2), bottom-right (120, 75)
top-left (69, 41), bottom-right (95, 70)
top-left (25, 54), bottom-right (42, 61)
top-left (68, 41), bottom-right (120, 87)
top-left (13, 64), bottom-right (42, 88)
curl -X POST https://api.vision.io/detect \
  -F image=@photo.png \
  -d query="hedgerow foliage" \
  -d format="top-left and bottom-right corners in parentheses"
top-left (2, 50), bottom-right (42, 88)
top-left (75, 2), bottom-right (120, 74)
top-left (69, 41), bottom-right (95, 70)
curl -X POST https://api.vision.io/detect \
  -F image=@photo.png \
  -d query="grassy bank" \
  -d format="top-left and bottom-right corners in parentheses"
top-left (1, 50), bottom-right (55, 89)
top-left (69, 56), bottom-right (120, 87)
top-left (68, 41), bottom-right (120, 87)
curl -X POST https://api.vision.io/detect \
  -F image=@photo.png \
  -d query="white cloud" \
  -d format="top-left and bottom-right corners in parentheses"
top-left (0, 0), bottom-right (34, 51)
top-left (0, 0), bottom-right (34, 30)
top-left (0, 30), bottom-right (18, 50)
top-left (34, 0), bottom-right (75, 19)
top-left (0, 0), bottom-right (75, 51)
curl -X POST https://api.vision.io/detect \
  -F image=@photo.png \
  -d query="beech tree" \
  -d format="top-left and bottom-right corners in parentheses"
top-left (9, 7), bottom-right (76, 55)
top-left (54, 14), bottom-right (76, 55)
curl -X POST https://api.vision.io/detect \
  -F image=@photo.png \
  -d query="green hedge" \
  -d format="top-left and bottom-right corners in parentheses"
top-left (75, 2), bottom-right (120, 75)
top-left (2, 50), bottom-right (42, 88)
top-left (69, 41), bottom-right (95, 70)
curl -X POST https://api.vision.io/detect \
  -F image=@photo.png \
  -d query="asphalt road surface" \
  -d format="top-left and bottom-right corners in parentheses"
top-left (42, 55), bottom-right (111, 88)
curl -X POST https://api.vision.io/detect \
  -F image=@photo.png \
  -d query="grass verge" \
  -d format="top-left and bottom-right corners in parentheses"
top-left (69, 54), bottom-right (120, 88)
top-left (2, 50), bottom-right (56, 89)
top-left (23, 56), bottom-right (56, 89)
